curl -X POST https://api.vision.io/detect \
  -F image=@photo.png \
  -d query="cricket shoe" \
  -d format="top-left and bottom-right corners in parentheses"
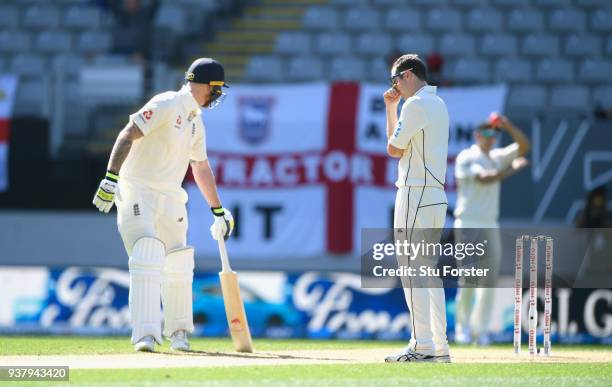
top-left (384, 348), bottom-right (439, 363)
top-left (134, 335), bottom-right (155, 352)
top-left (169, 330), bottom-right (190, 352)
top-left (434, 344), bottom-right (452, 363)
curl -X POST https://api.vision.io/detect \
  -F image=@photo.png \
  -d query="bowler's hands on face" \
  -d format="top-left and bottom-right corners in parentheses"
top-left (384, 87), bottom-right (401, 107)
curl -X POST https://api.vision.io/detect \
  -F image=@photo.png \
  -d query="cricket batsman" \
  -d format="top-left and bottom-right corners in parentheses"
top-left (383, 54), bottom-right (451, 363)
top-left (454, 114), bottom-right (530, 345)
top-left (92, 58), bottom-right (234, 352)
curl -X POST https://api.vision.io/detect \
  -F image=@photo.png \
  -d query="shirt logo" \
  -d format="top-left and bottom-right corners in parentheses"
top-left (187, 110), bottom-right (197, 122)
top-left (175, 115), bottom-right (182, 129)
top-left (192, 123), bottom-right (196, 136)
top-left (393, 123), bottom-right (402, 138)
top-left (142, 110), bottom-right (153, 120)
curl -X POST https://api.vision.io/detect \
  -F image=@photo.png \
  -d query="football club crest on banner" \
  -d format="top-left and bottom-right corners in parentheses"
top-left (238, 96), bottom-right (275, 145)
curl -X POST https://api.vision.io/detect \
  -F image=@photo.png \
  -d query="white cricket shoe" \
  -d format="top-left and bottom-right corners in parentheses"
top-left (134, 335), bottom-right (155, 352)
top-left (169, 330), bottom-right (190, 352)
top-left (384, 348), bottom-right (439, 363)
top-left (454, 329), bottom-right (472, 345)
top-left (434, 344), bottom-right (452, 363)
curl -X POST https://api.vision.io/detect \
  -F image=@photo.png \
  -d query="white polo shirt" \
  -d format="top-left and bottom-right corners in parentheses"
top-left (454, 143), bottom-right (519, 225)
top-left (120, 86), bottom-right (208, 199)
top-left (388, 85), bottom-right (449, 189)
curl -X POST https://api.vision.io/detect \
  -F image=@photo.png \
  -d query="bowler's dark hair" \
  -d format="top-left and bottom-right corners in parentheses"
top-left (392, 54), bottom-right (428, 82)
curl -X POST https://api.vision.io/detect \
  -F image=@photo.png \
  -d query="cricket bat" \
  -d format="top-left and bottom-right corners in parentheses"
top-left (217, 238), bottom-right (254, 353)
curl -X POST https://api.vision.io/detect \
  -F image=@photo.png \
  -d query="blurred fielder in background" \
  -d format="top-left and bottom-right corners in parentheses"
top-left (383, 54), bottom-right (451, 363)
top-left (453, 114), bottom-right (530, 345)
top-left (92, 58), bottom-right (235, 352)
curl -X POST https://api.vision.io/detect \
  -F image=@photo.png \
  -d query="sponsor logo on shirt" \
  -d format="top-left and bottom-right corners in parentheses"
top-left (393, 122), bottom-right (402, 138)
top-left (187, 110), bottom-right (197, 122)
top-left (142, 110), bottom-right (153, 120)
top-left (175, 115), bottom-right (182, 129)
top-left (192, 123), bottom-right (196, 136)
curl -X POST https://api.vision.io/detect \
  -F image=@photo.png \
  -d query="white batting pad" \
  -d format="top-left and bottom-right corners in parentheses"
top-left (129, 237), bottom-right (165, 344)
top-left (162, 246), bottom-right (195, 337)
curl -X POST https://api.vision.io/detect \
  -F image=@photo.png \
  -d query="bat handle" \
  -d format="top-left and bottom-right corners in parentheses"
top-left (218, 238), bottom-right (232, 273)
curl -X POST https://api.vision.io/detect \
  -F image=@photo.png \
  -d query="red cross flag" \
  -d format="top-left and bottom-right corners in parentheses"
top-left (187, 82), bottom-right (506, 258)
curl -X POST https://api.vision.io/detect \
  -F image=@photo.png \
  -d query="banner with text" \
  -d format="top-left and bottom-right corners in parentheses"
top-left (187, 83), bottom-right (507, 258)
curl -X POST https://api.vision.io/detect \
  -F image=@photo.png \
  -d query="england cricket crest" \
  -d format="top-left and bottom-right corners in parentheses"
top-left (238, 96), bottom-right (275, 145)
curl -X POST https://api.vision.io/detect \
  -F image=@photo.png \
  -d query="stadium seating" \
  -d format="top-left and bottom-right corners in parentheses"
top-left (536, 59), bottom-right (574, 84)
top-left (3, 0), bottom-right (610, 138)
top-left (10, 54), bottom-right (46, 77)
top-left (494, 59), bottom-right (533, 83)
top-left (592, 86), bottom-right (612, 107)
top-left (384, 8), bottom-right (421, 32)
top-left (63, 5), bottom-right (102, 30)
top-left (549, 8), bottom-right (587, 32)
top-left (439, 34), bottom-right (476, 57)
top-left (355, 33), bottom-right (392, 57)
top-left (523, 35), bottom-right (560, 57)
top-left (303, 7), bottom-right (339, 31)
top-left (550, 86), bottom-right (590, 114)
top-left (23, 5), bottom-right (61, 29)
top-left (396, 34), bottom-right (435, 56)
top-left (329, 57), bottom-right (366, 81)
top-left (315, 33), bottom-right (352, 56)
top-left (508, 9), bottom-right (544, 33)
top-left (426, 8), bottom-right (462, 32)
top-left (507, 86), bottom-right (548, 116)
top-left (287, 57), bottom-right (325, 82)
top-left (275, 32), bottom-right (312, 56)
top-left (35, 31), bottom-right (72, 54)
top-left (245, 56), bottom-right (285, 83)
top-left (466, 8), bottom-right (503, 33)
top-left (578, 59), bottom-right (611, 84)
top-left (0, 31), bottom-right (31, 53)
top-left (565, 34), bottom-right (602, 58)
top-left (343, 8), bottom-right (380, 32)
top-left (447, 58), bottom-right (490, 84)
top-left (480, 35), bottom-right (518, 57)
top-left (0, 5), bottom-right (19, 28)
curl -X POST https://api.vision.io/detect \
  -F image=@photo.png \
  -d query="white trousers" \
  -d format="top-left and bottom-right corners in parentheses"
top-left (394, 186), bottom-right (448, 356)
top-left (116, 181), bottom-right (192, 343)
top-left (453, 221), bottom-right (502, 338)
top-left (116, 181), bottom-right (188, 254)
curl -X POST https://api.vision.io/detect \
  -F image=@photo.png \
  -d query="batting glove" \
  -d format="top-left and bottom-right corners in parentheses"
top-left (92, 170), bottom-right (119, 213)
top-left (210, 207), bottom-right (234, 241)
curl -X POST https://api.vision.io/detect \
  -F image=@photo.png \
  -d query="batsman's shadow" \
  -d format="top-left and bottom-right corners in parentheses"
top-left (163, 349), bottom-right (349, 362)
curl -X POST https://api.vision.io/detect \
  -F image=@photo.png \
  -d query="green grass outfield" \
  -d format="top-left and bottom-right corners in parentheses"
top-left (2, 336), bottom-right (611, 387)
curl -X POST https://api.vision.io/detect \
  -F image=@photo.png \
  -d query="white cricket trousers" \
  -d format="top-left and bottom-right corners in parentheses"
top-left (394, 186), bottom-right (448, 356)
top-left (453, 220), bottom-right (502, 338)
top-left (115, 180), bottom-right (193, 343)
top-left (116, 181), bottom-right (188, 254)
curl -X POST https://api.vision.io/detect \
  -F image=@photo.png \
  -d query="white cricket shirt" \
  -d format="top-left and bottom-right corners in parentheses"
top-left (454, 143), bottom-right (519, 224)
top-left (388, 85), bottom-right (449, 189)
top-left (120, 86), bottom-right (208, 199)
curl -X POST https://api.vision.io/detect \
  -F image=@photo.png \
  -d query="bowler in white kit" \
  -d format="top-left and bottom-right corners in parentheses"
top-left (92, 58), bottom-right (235, 352)
top-left (383, 54), bottom-right (451, 363)
top-left (453, 115), bottom-right (530, 345)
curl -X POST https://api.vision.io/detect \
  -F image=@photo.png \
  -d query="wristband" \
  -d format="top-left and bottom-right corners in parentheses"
top-left (105, 170), bottom-right (119, 183)
top-left (211, 206), bottom-right (225, 217)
